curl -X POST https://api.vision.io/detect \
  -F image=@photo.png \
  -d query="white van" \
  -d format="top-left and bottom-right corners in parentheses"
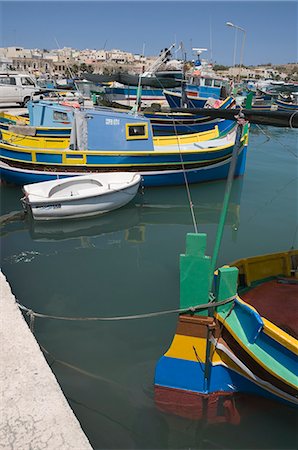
top-left (0, 72), bottom-right (40, 107)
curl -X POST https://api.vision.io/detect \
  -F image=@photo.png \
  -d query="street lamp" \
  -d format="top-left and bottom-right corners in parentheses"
top-left (226, 21), bottom-right (246, 83)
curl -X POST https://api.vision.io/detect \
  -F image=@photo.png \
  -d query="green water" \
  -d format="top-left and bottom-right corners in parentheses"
top-left (1, 126), bottom-right (297, 449)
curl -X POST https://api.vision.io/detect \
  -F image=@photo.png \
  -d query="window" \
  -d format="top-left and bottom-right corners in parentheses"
top-left (205, 78), bottom-right (213, 86)
top-left (53, 111), bottom-right (69, 122)
top-left (0, 77), bottom-right (16, 85)
top-left (0, 77), bottom-right (10, 85)
top-left (21, 77), bottom-right (35, 86)
top-left (128, 125), bottom-right (145, 137)
top-left (126, 123), bottom-right (148, 140)
top-left (214, 80), bottom-right (222, 87)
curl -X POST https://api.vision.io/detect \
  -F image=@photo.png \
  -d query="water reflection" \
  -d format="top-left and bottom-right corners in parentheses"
top-left (1, 179), bottom-right (242, 243)
top-left (1, 126), bottom-right (297, 450)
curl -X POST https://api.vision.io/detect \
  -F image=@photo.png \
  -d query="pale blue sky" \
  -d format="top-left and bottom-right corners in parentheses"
top-left (0, 1), bottom-right (297, 65)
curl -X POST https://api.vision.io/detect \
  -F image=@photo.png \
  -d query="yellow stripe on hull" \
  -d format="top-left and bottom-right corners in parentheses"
top-left (153, 126), bottom-right (219, 146)
top-left (0, 135), bottom-right (247, 156)
top-left (164, 334), bottom-right (222, 363)
top-left (0, 112), bottom-right (29, 124)
top-left (1, 129), bottom-right (69, 149)
top-left (1, 124), bottom-right (221, 149)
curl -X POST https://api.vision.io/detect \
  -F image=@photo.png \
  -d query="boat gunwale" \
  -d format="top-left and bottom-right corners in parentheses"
top-left (0, 133), bottom-right (246, 157)
top-left (24, 174), bottom-right (141, 204)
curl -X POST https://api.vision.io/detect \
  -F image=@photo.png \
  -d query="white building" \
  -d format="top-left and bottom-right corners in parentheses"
top-left (0, 56), bottom-right (13, 71)
top-left (108, 49), bottom-right (134, 63)
top-left (0, 47), bottom-right (32, 59)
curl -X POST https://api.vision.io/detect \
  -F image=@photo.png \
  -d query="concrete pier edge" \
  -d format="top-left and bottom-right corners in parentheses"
top-left (0, 271), bottom-right (93, 450)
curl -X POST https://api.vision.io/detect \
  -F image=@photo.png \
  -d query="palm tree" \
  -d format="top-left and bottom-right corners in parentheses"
top-left (80, 63), bottom-right (88, 73)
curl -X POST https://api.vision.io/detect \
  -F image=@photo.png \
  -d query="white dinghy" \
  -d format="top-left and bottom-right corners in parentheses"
top-left (22, 172), bottom-right (142, 221)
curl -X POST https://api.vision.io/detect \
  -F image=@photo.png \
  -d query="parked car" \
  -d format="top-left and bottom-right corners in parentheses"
top-left (0, 72), bottom-right (40, 106)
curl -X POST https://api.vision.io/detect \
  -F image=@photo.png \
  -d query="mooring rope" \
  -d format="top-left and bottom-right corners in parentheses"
top-left (171, 118), bottom-right (199, 233)
top-left (16, 295), bottom-right (236, 333)
top-left (255, 123), bottom-right (298, 159)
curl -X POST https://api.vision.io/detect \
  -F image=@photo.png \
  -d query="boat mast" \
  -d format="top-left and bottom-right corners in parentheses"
top-left (132, 43), bottom-right (176, 113)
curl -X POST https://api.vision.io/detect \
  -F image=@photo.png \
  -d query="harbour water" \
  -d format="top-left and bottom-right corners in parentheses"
top-left (1, 125), bottom-right (297, 449)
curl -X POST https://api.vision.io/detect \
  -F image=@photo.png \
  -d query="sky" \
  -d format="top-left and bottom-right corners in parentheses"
top-left (0, 1), bottom-right (297, 66)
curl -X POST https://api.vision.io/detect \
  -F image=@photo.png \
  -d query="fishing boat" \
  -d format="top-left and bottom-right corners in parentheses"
top-left (103, 84), bottom-right (167, 108)
top-left (155, 235), bottom-right (298, 422)
top-left (145, 96), bottom-right (236, 135)
top-left (274, 93), bottom-right (298, 111)
top-left (163, 81), bottom-right (230, 109)
top-left (101, 44), bottom-right (181, 107)
top-left (21, 172), bottom-right (141, 220)
top-left (0, 96), bottom-right (235, 137)
top-left (0, 107), bottom-right (249, 187)
top-left (163, 48), bottom-right (231, 109)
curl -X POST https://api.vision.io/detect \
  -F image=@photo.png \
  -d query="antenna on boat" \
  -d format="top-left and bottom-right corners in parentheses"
top-left (209, 17), bottom-right (213, 63)
top-left (180, 42), bottom-right (188, 108)
top-left (192, 48), bottom-right (208, 67)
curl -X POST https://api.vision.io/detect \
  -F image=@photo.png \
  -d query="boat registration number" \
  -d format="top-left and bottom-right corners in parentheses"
top-left (105, 118), bottom-right (120, 126)
top-left (35, 204), bottom-right (62, 209)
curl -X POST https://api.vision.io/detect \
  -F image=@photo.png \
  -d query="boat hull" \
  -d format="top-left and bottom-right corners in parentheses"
top-left (104, 86), bottom-right (167, 107)
top-left (0, 143), bottom-right (247, 187)
top-left (274, 99), bottom-right (298, 111)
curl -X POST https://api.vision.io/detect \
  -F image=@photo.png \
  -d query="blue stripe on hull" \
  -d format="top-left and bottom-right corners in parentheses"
top-left (152, 119), bottom-right (234, 135)
top-left (165, 92), bottom-right (207, 109)
top-left (155, 355), bottom-right (296, 407)
top-left (0, 145), bottom-right (247, 187)
top-left (35, 129), bottom-right (71, 137)
top-left (142, 149), bottom-right (247, 186)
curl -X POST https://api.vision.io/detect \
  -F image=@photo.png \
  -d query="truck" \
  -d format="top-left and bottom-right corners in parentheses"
top-left (0, 72), bottom-right (40, 107)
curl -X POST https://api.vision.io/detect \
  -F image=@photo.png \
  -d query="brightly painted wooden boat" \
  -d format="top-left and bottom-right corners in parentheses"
top-left (22, 172), bottom-right (141, 220)
top-left (0, 98), bottom-right (236, 137)
top-left (145, 96), bottom-right (236, 135)
top-left (0, 111), bottom-right (29, 125)
top-left (164, 77), bottom-right (229, 109)
top-left (0, 128), bottom-right (69, 149)
top-left (0, 109), bottom-right (71, 138)
top-left (103, 85), bottom-right (167, 107)
top-left (164, 89), bottom-right (209, 109)
top-left (274, 97), bottom-right (298, 112)
top-left (0, 112), bottom-right (235, 150)
top-left (155, 233), bottom-right (298, 423)
top-left (0, 107), bottom-right (249, 187)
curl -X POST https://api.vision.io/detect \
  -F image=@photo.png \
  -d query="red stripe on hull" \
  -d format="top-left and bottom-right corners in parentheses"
top-left (154, 385), bottom-right (240, 424)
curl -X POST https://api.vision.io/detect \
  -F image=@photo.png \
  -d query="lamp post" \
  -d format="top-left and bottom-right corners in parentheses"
top-left (226, 21), bottom-right (246, 83)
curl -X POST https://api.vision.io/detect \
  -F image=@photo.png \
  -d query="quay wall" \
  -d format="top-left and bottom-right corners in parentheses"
top-left (0, 271), bottom-right (93, 450)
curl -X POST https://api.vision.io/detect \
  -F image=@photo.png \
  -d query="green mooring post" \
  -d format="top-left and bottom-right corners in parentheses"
top-left (180, 233), bottom-right (211, 316)
top-left (245, 92), bottom-right (254, 109)
top-left (215, 266), bottom-right (239, 314)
